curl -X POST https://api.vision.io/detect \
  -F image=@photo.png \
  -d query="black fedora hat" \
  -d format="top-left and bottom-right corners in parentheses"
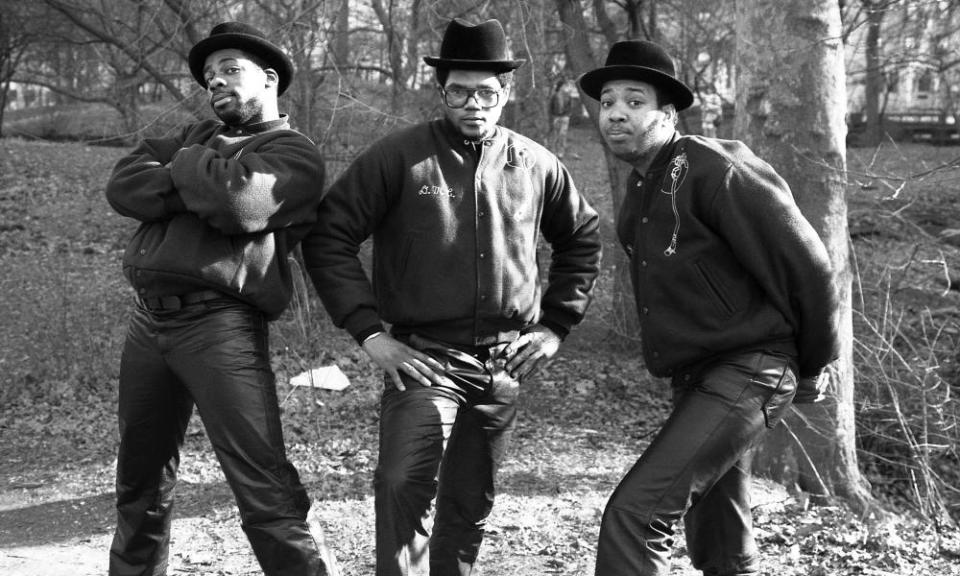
top-left (189, 22), bottom-right (294, 96)
top-left (578, 40), bottom-right (693, 111)
top-left (423, 18), bottom-right (525, 72)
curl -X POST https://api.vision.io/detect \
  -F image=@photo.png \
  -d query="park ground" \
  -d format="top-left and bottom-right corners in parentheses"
top-left (1, 125), bottom-right (960, 575)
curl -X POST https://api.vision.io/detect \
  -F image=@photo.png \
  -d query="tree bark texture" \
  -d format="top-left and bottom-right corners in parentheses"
top-left (555, 0), bottom-right (642, 343)
top-left (862, 0), bottom-right (884, 147)
top-left (735, 0), bottom-right (873, 512)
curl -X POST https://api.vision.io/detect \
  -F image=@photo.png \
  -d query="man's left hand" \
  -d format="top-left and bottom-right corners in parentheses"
top-left (502, 324), bottom-right (562, 380)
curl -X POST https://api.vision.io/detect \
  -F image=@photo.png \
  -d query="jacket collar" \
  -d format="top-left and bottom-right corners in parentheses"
top-left (223, 114), bottom-right (290, 136)
top-left (644, 131), bottom-right (682, 176)
top-left (439, 117), bottom-right (501, 152)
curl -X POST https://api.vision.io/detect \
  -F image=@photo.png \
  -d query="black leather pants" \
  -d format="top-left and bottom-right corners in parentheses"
top-left (374, 334), bottom-right (520, 576)
top-left (109, 298), bottom-right (331, 576)
top-left (595, 350), bottom-right (797, 576)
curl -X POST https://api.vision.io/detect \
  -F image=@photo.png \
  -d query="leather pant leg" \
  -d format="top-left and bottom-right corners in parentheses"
top-left (166, 300), bottom-right (327, 576)
top-left (110, 306), bottom-right (195, 576)
top-left (683, 450), bottom-right (759, 576)
top-left (594, 351), bottom-right (797, 576)
top-left (374, 383), bottom-right (462, 576)
top-left (110, 300), bottom-right (329, 576)
top-left (430, 356), bottom-right (518, 575)
top-left (374, 337), bottom-right (519, 576)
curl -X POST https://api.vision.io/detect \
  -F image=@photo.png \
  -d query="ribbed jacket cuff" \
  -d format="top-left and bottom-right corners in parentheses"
top-left (344, 308), bottom-right (385, 345)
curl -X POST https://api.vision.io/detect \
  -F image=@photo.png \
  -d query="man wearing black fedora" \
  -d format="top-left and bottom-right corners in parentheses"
top-left (302, 17), bottom-right (601, 576)
top-left (578, 41), bottom-right (840, 575)
top-left (105, 22), bottom-right (337, 576)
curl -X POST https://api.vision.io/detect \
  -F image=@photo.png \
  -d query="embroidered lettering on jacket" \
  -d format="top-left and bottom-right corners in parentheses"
top-left (506, 145), bottom-right (536, 170)
top-left (418, 185), bottom-right (457, 198)
top-left (661, 152), bottom-right (689, 257)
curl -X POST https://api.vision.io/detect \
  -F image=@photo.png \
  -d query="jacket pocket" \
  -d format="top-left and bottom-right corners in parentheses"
top-left (382, 234), bottom-right (415, 293)
top-left (693, 260), bottom-right (737, 316)
top-left (756, 353), bottom-right (798, 429)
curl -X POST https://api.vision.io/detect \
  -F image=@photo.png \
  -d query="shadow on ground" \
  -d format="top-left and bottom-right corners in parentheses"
top-left (0, 480), bottom-right (237, 548)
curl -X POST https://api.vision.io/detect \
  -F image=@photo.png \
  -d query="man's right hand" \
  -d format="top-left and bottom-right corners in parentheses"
top-left (361, 333), bottom-right (451, 391)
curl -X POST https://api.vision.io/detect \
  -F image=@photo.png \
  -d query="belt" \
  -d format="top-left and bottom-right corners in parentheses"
top-left (401, 332), bottom-right (516, 362)
top-left (393, 327), bottom-right (521, 348)
top-left (138, 289), bottom-right (225, 311)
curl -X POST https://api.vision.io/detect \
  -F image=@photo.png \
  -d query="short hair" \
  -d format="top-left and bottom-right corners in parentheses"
top-left (435, 67), bottom-right (514, 89)
top-left (653, 87), bottom-right (680, 125)
top-left (650, 84), bottom-right (680, 123)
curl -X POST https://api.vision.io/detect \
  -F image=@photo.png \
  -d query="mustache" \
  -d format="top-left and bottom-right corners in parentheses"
top-left (210, 90), bottom-right (236, 101)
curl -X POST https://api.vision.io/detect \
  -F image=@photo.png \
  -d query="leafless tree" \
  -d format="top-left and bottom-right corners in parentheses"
top-left (0, 1), bottom-right (46, 135)
top-left (737, 0), bottom-right (874, 512)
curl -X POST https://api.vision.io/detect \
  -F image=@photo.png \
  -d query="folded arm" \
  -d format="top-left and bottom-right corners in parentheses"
top-left (170, 132), bottom-right (325, 234)
top-left (105, 133), bottom-right (192, 222)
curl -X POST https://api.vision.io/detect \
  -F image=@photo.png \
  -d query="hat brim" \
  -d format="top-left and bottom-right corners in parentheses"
top-left (422, 56), bottom-right (525, 72)
top-left (189, 33), bottom-right (294, 96)
top-left (578, 65), bottom-right (693, 111)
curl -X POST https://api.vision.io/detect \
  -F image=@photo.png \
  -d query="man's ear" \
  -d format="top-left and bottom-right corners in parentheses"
top-left (661, 103), bottom-right (677, 124)
top-left (264, 68), bottom-right (279, 88)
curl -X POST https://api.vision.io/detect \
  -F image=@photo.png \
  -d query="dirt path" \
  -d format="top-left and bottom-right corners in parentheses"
top-left (0, 444), bottom-right (266, 576)
top-left (1, 537), bottom-right (113, 576)
top-left (0, 448), bottom-right (778, 576)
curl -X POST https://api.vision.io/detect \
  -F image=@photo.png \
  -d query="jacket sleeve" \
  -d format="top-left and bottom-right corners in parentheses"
top-left (169, 131), bottom-right (325, 235)
top-left (300, 145), bottom-right (391, 343)
top-left (711, 154), bottom-right (841, 378)
top-left (104, 127), bottom-right (194, 221)
top-left (537, 158), bottom-right (603, 338)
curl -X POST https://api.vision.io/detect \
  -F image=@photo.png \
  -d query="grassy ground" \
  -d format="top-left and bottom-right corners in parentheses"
top-left (1, 128), bottom-right (959, 575)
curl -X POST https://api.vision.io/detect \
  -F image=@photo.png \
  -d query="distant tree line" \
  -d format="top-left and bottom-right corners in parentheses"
top-left (3, 1), bottom-right (955, 146)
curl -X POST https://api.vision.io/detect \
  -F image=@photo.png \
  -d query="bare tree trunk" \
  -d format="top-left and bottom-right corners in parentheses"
top-left (370, 0), bottom-right (406, 112)
top-left (331, 0), bottom-right (350, 71)
top-left (931, 2), bottom-right (960, 143)
top-left (0, 47), bottom-right (15, 137)
top-left (1, 0), bottom-right (42, 137)
top-left (0, 79), bottom-right (9, 137)
top-left (862, 0), bottom-right (884, 147)
top-left (736, 0), bottom-right (873, 512)
top-left (506, 0), bottom-right (545, 138)
top-left (556, 0), bottom-right (641, 343)
top-left (113, 70), bottom-right (143, 144)
top-left (247, 1), bottom-right (329, 137)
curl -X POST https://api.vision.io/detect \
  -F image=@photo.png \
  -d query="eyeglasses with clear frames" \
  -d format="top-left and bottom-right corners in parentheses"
top-left (441, 87), bottom-right (502, 109)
